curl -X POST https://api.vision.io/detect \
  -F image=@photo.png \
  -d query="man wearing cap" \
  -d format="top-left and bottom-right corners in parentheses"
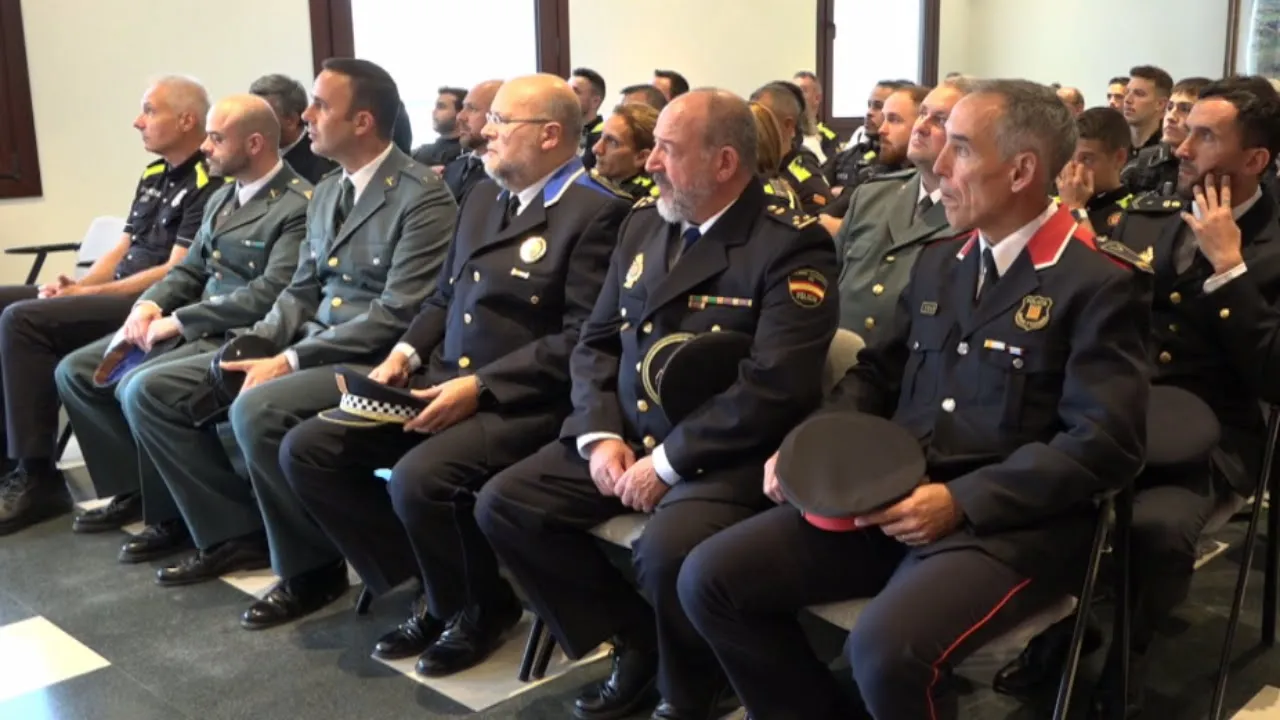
top-left (830, 78), bottom-right (971, 337)
top-left (280, 73), bottom-right (631, 677)
top-left (56, 94), bottom-right (310, 542)
top-left (476, 89), bottom-right (839, 720)
top-left (0, 76), bottom-right (220, 534)
top-left (678, 80), bottom-right (1152, 720)
top-left (120, 58), bottom-right (456, 630)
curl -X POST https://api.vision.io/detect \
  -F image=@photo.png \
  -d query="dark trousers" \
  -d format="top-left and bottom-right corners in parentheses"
top-left (475, 440), bottom-right (761, 709)
top-left (281, 409), bottom-right (558, 619)
top-left (679, 505), bottom-right (1056, 720)
top-left (0, 286), bottom-right (137, 461)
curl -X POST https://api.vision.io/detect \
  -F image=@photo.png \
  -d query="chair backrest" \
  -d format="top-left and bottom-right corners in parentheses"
top-left (823, 328), bottom-right (865, 395)
top-left (75, 217), bottom-right (127, 277)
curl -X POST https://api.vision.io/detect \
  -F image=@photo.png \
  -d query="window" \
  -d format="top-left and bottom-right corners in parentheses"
top-left (309, 0), bottom-right (570, 145)
top-left (1236, 0), bottom-right (1280, 76)
top-left (817, 0), bottom-right (940, 136)
top-left (0, 0), bottom-right (42, 199)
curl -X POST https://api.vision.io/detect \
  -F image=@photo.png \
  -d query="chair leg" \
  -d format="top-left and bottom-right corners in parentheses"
top-left (1263, 479), bottom-right (1278, 647)
top-left (354, 586), bottom-right (373, 616)
top-left (1111, 487), bottom-right (1133, 720)
top-left (1053, 495), bottom-right (1114, 720)
top-left (531, 627), bottom-right (557, 680)
top-left (518, 616), bottom-right (544, 682)
top-left (23, 251), bottom-right (48, 286)
top-left (55, 424), bottom-right (73, 465)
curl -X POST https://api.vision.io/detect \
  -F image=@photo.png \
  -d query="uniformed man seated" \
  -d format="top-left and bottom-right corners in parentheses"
top-left (571, 68), bottom-right (607, 170)
top-left (748, 101), bottom-right (802, 209)
top-left (281, 73), bottom-right (631, 678)
top-left (1106, 76), bottom-right (1129, 110)
top-left (750, 82), bottom-right (834, 215)
top-left (1055, 107), bottom-right (1134, 237)
top-left (652, 69), bottom-right (689, 101)
top-left (0, 75), bottom-right (219, 535)
top-left (591, 103), bottom-right (659, 200)
top-left (1124, 65), bottom-right (1173, 158)
top-left (117, 58), bottom-right (456, 630)
top-left (620, 84), bottom-right (668, 111)
top-left (475, 89), bottom-right (839, 720)
top-left (1001, 75), bottom-right (1280, 716)
top-left (1122, 76), bottom-right (1210, 196)
top-left (792, 71), bottom-right (842, 164)
top-left (55, 94), bottom-right (310, 541)
top-left (440, 80), bottom-right (502, 202)
top-left (677, 79), bottom-right (1151, 720)
top-left (817, 83), bottom-right (925, 235)
top-left (842, 79), bottom-right (900, 160)
top-left (410, 87), bottom-right (467, 168)
top-left (249, 73), bottom-right (336, 184)
top-left (828, 78), bottom-right (971, 334)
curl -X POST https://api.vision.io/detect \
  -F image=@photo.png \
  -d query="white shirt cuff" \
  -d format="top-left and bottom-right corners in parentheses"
top-left (392, 342), bottom-right (422, 371)
top-left (283, 349), bottom-right (300, 371)
top-left (1203, 262), bottom-right (1248, 294)
top-left (576, 432), bottom-right (623, 459)
top-left (651, 444), bottom-right (682, 486)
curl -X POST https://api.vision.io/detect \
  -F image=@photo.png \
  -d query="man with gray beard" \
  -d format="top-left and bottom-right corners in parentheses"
top-left (476, 89), bottom-right (839, 720)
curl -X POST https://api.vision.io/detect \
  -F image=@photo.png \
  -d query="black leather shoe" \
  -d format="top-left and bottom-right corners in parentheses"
top-left (993, 617), bottom-right (1101, 700)
top-left (240, 560), bottom-right (349, 630)
top-left (118, 520), bottom-right (193, 564)
top-left (373, 595), bottom-right (445, 660)
top-left (572, 637), bottom-right (659, 720)
top-left (0, 470), bottom-right (70, 536)
top-left (155, 535), bottom-right (270, 587)
top-left (651, 700), bottom-right (721, 720)
top-left (72, 492), bottom-right (142, 534)
top-left (414, 593), bottom-right (523, 677)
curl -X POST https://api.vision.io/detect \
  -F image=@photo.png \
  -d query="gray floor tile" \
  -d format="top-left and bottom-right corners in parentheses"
top-left (0, 666), bottom-right (190, 720)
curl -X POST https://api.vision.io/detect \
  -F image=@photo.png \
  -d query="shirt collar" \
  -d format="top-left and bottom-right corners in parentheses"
top-left (343, 142), bottom-right (395, 203)
top-left (512, 160), bottom-right (574, 216)
top-left (682, 197), bottom-right (737, 238)
top-left (978, 201), bottom-right (1059, 277)
top-left (236, 160), bottom-right (284, 206)
top-left (917, 177), bottom-right (942, 205)
top-left (1191, 187), bottom-right (1263, 222)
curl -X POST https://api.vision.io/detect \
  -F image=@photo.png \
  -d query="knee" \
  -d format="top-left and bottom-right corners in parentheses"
top-left (279, 420), bottom-right (334, 477)
top-left (53, 352), bottom-right (85, 398)
top-left (632, 520), bottom-right (699, 593)
top-left (0, 300), bottom-right (34, 339)
top-left (1132, 512), bottom-right (1199, 562)
top-left (676, 541), bottom-right (731, 626)
top-left (120, 366), bottom-right (163, 423)
top-left (228, 388), bottom-right (277, 451)
top-left (474, 470), bottom-right (520, 541)
top-left (846, 617), bottom-right (915, 691)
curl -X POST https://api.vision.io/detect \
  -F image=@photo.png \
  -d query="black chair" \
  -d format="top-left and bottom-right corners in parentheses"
top-left (1209, 405), bottom-right (1280, 720)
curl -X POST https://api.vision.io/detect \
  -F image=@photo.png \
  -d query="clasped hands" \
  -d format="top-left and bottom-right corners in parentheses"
top-left (588, 438), bottom-right (668, 513)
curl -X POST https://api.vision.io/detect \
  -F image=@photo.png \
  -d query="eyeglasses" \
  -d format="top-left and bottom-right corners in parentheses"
top-left (485, 112), bottom-right (554, 127)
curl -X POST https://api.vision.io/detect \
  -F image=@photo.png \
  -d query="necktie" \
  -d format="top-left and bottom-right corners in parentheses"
top-left (913, 194), bottom-right (933, 225)
top-left (976, 247), bottom-right (999, 302)
top-left (682, 227), bottom-right (702, 252)
top-left (501, 194), bottom-right (521, 230)
top-left (335, 178), bottom-right (355, 230)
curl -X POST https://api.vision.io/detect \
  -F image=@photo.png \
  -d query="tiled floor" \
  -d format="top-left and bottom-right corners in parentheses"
top-left (0, 449), bottom-right (1275, 718)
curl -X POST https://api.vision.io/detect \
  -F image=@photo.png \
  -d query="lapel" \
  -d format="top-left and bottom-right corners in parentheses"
top-left (469, 159), bottom-right (585, 258)
top-left (947, 233), bottom-right (982, 332)
top-left (962, 206), bottom-right (1078, 336)
top-left (641, 181), bottom-right (763, 320)
top-left (330, 149), bottom-right (403, 254)
top-left (887, 175), bottom-right (950, 251)
top-left (216, 167), bottom-right (294, 236)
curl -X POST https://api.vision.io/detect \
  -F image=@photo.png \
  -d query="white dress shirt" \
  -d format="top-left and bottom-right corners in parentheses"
top-left (975, 201), bottom-right (1059, 294)
top-left (236, 160), bottom-right (285, 207)
top-left (344, 142), bottom-right (396, 204)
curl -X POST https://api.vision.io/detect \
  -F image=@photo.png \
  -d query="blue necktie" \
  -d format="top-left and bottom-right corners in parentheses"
top-left (682, 227), bottom-right (701, 252)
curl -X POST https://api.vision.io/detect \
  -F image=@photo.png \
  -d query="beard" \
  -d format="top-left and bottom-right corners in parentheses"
top-left (654, 171), bottom-right (715, 224)
top-left (210, 152), bottom-right (249, 178)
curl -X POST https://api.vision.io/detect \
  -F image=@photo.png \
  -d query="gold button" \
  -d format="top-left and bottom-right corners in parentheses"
top-left (1169, 291), bottom-right (1181, 305)
top-left (212, 250), bottom-right (222, 260)
top-left (458, 356), bottom-right (471, 368)
top-left (620, 321), bottom-right (631, 331)
top-left (248, 261), bottom-right (256, 269)
top-left (328, 257), bottom-right (339, 268)
top-left (637, 399), bottom-right (649, 412)
top-left (864, 317), bottom-right (875, 330)
top-left (711, 324), bottom-right (721, 332)
top-left (464, 313), bottom-right (473, 324)
top-left (635, 361), bottom-right (642, 372)
top-left (641, 322), bottom-right (653, 334)
top-left (331, 297), bottom-right (342, 307)
top-left (872, 283), bottom-right (884, 296)
top-left (642, 435), bottom-right (656, 450)
top-left (620, 308), bottom-right (628, 317)
top-left (885, 255), bottom-right (896, 263)
top-left (1158, 351), bottom-right (1172, 364)
top-left (530, 295), bottom-right (540, 304)
top-left (473, 270), bottom-right (481, 282)
top-left (1219, 308), bottom-right (1231, 319)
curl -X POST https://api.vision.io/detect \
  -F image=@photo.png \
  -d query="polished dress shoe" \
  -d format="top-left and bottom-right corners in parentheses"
top-left (240, 560), bottom-right (349, 630)
top-left (155, 536), bottom-right (270, 587)
top-left (373, 595), bottom-right (444, 660)
top-left (993, 616), bottom-right (1101, 700)
top-left (118, 519), bottom-right (193, 563)
top-left (414, 594), bottom-right (523, 677)
top-left (651, 700), bottom-right (720, 720)
top-left (73, 492), bottom-right (142, 534)
top-left (573, 637), bottom-right (659, 720)
top-left (0, 469), bottom-right (70, 536)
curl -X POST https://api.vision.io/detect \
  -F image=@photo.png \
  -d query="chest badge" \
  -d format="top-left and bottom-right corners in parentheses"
top-left (1140, 245), bottom-right (1154, 265)
top-left (624, 253), bottom-right (645, 289)
top-left (1014, 295), bottom-right (1053, 331)
top-left (520, 236), bottom-right (547, 264)
top-left (1107, 211), bottom-right (1122, 228)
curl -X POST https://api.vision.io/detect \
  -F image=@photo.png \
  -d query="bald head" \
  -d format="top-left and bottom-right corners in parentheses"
top-left (481, 74), bottom-right (583, 191)
top-left (134, 75), bottom-right (210, 160)
top-left (459, 79), bottom-right (502, 150)
top-left (1056, 86), bottom-right (1085, 116)
top-left (200, 94), bottom-right (283, 180)
top-left (648, 88), bottom-right (757, 224)
top-left (749, 83), bottom-right (802, 144)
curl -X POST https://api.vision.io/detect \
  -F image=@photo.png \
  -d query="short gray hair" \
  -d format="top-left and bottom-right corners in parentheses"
top-left (249, 74), bottom-right (309, 119)
top-left (941, 75), bottom-right (979, 95)
top-left (154, 75), bottom-right (210, 125)
top-left (970, 79), bottom-right (1076, 191)
top-left (693, 88), bottom-right (758, 176)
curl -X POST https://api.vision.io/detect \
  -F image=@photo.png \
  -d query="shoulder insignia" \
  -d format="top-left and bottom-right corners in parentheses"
top-left (766, 205), bottom-right (817, 230)
top-left (633, 195), bottom-right (658, 210)
top-left (787, 156), bottom-right (813, 183)
top-left (864, 168), bottom-right (916, 184)
top-left (1098, 239), bottom-right (1154, 274)
top-left (141, 159), bottom-right (166, 179)
top-left (1129, 193), bottom-right (1184, 213)
top-left (587, 169), bottom-right (631, 199)
top-left (321, 166), bottom-right (343, 180)
top-left (194, 161), bottom-right (211, 189)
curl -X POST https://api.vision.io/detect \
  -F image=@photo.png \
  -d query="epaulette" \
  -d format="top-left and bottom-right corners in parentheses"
top-left (863, 168), bottom-right (915, 184)
top-left (141, 159), bottom-right (166, 179)
top-left (320, 166), bottom-right (343, 181)
top-left (1097, 239), bottom-right (1154, 274)
top-left (393, 161), bottom-right (434, 186)
top-left (633, 195), bottom-right (658, 210)
top-left (287, 177), bottom-right (315, 201)
top-left (586, 169), bottom-right (632, 199)
top-left (195, 160), bottom-right (212, 189)
top-left (765, 204), bottom-right (818, 230)
top-left (1128, 193), bottom-right (1185, 213)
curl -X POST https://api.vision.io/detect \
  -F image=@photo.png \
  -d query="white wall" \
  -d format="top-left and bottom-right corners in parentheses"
top-left (568, 0), bottom-right (816, 101)
top-left (0, 0), bottom-right (313, 284)
top-left (940, 0), bottom-right (1228, 104)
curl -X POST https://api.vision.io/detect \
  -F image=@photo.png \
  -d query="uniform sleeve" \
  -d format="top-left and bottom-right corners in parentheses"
top-left (946, 270), bottom-right (1151, 532)
top-left (290, 180), bottom-right (457, 368)
top-left (397, 189), bottom-right (470, 358)
top-left (478, 198), bottom-right (629, 406)
top-left (1200, 267), bottom-right (1280, 404)
top-left (660, 224), bottom-right (839, 476)
top-left (138, 190), bottom-right (222, 311)
top-left (176, 175), bottom-right (222, 248)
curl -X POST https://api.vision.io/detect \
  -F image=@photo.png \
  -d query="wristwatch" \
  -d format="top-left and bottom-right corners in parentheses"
top-left (1070, 207), bottom-right (1090, 223)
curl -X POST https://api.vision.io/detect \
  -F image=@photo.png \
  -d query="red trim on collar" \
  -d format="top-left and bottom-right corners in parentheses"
top-left (954, 230), bottom-right (979, 260)
top-left (954, 207), bottom-right (1092, 268)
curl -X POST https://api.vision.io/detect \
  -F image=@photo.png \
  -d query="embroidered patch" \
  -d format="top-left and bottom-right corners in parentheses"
top-left (1014, 295), bottom-right (1053, 331)
top-left (787, 268), bottom-right (828, 308)
top-left (624, 253), bottom-right (644, 289)
top-left (1108, 211), bottom-right (1122, 228)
